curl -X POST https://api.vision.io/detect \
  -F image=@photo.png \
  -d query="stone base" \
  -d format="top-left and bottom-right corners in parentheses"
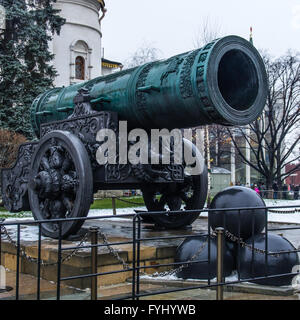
top-left (0, 226), bottom-right (176, 290)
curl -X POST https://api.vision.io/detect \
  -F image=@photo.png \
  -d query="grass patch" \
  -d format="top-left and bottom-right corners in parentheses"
top-left (0, 196), bottom-right (145, 217)
top-left (91, 196), bottom-right (145, 210)
top-left (0, 211), bottom-right (32, 219)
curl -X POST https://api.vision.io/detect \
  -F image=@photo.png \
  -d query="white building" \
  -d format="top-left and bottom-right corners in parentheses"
top-left (49, 0), bottom-right (122, 87)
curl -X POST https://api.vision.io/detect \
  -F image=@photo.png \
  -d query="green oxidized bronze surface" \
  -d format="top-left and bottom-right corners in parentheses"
top-left (31, 35), bottom-right (268, 137)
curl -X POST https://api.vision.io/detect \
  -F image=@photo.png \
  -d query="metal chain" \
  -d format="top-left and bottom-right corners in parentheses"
top-left (224, 230), bottom-right (282, 257)
top-left (150, 236), bottom-right (211, 278)
top-left (114, 196), bottom-right (144, 206)
top-left (95, 192), bottom-right (145, 206)
top-left (0, 222), bottom-right (89, 267)
top-left (97, 227), bottom-right (131, 270)
top-left (268, 208), bottom-right (300, 214)
top-left (94, 222), bottom-right (211, 277)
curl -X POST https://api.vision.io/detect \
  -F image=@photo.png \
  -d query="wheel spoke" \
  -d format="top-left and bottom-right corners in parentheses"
top-left (40, 155), bottom-right (50, 171)
top-left (62, 196), bottom-right (74, 216)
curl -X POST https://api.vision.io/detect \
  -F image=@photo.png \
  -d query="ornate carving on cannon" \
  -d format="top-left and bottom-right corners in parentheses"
top-left (2, 143), bottom-right (38, 212)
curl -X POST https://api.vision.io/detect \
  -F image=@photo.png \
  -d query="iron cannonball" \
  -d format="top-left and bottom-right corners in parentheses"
top-left (175, 235), bottom-right (235, 280)
top-left (209, 186), bottom-right (266, 241)
top-left (226, 241), bottom-right (238, 270)
top-left (239, 234), bottom-right (299, 286)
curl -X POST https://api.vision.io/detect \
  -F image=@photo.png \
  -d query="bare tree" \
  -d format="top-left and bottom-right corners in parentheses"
top-left (124, 42), bottom-right (162, 68)
top-left (209, 125), bottom-right (231, 167)
top-left (193, 16), bottom-right (223, 48)
top-left (228, 52), bottom-right (300, 189)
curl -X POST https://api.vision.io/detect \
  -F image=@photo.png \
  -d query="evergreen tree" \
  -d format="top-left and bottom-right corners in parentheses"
top-left (0, 0), bottom-right (65, 138)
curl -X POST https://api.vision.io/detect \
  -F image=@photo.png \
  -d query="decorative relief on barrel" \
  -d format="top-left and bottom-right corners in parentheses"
top-left (179, 49), bottom-right (200, 99)
top-left (160, 56), bottom-right (184, 84)
top-left (135, 62), bottom-right (156, 110)
top-left (195, 39), bottom-right (221, 120)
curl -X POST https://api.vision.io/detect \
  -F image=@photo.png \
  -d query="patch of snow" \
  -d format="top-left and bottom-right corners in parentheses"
top-left (87, 207), bottom-right (146, 217)
top-left (200, 199), bottom-right (300, 224)
top-left (141, 271), bottom-right (240, 283)
top-left (264, 199), bottom-right (300, 207)
top-left (141, 273), bottom-right (179, 281)
top-left (211, 167), bottom-right (231, 174)
top-left (2, 224), bottom-right (48, 242)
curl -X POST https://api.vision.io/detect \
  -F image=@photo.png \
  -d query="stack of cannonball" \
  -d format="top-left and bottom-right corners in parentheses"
top-left (175, 186), bottom-right (299, 286)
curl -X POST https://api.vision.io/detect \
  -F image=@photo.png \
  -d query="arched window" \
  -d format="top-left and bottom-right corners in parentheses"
top-left (70, 40), bottom-right (92, 84)
top-left (75, 56), bottom-right (85, 80)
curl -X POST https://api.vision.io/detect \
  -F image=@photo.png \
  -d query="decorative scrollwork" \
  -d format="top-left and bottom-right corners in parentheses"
top-left (1, 143), bottom-right (38, 212)
top-left (180, 49), bottom-right (201, 99)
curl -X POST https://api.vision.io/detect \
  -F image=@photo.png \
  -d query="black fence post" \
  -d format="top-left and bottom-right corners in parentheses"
top-left (16, 224), bottom-right (20, 300)
top-left (132, 215), bottom-right (137, 300)
top-left (56, 221), bottom-right (62, 300)
top-left (37, 223), bottom-right (42, 300)
top-left (112, 197), bottom-right (116, 216)
top-left (90, 227), bottom-right (99, 300)
top-left (216, 227), bottom-right (224, 300)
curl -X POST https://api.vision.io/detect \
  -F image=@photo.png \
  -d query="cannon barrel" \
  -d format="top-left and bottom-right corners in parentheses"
top-left (31, 36), bottom-right (268, 137)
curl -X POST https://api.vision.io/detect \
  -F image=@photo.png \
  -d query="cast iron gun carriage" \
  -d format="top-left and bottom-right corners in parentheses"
top-left (1, 36), bottom-right (268, 238)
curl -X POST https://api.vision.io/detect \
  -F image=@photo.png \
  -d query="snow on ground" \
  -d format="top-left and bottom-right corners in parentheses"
top-left (141, 270), bottom-right (241, 284)
top-left (200, 199), bottom-right (300, 224)
top-left (140, 270), bottom-right (293, 288)
top-left (88, 206), bottom-right (146, 218)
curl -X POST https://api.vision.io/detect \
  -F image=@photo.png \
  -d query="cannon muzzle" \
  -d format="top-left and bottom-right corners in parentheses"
top-left (31, 35), bottom-right (268, 136)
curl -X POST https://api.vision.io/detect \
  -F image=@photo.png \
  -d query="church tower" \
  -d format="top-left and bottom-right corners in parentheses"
top-left (50, 0), bottom-right (106, 87)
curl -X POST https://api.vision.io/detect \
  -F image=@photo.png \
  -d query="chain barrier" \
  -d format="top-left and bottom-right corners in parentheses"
top-left (113, 196), bottom-right (144, 206)
top-left (149, 236), bottom-right (211, 278)
top-left (94, 191), bottom-right (145, 206)
top-left (0, 221), bottom-right (89, 267)
top-left (224, 230), bottom-right (282, 257)
top-left (94, 218), bottom-right (213, 278)
top-left (97, 226), bottom-right (131, 271)
top-left (0, 213), bottom-right (296, 282)
top-left (137, 228), bottom-right (288, 279)
top-left (268, 208), bottom-right (300, 214)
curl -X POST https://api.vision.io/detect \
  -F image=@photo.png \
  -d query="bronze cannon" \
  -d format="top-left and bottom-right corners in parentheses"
top-left (1, 36), bottom-right (268, 238)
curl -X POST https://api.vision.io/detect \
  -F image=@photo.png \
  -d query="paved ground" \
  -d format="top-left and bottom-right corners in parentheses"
top-left (2, 272), bottom-right (299, 300)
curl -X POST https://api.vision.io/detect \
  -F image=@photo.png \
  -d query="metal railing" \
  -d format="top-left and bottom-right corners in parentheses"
top-left (0, 204), bottom-right (300, 300)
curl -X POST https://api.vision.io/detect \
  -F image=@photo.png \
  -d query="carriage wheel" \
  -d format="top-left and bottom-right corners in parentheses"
top-left (28, 130), bottom-right (93, 239)
top-left (141, 139), bottom-right (208, 229)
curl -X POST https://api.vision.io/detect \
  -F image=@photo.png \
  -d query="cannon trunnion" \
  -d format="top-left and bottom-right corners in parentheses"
top-left (1, 36), bottom-right (268, 239)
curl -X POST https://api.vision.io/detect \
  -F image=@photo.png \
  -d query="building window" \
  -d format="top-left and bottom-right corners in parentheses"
top-left (70, 40), bottom-right (93, 84)
top-left (75, 56), bottom-right (85, 80)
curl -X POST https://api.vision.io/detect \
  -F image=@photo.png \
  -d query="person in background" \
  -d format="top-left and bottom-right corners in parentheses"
top-left (260, 182), bottom-right (266, 198)
top-left (290, 185), bottom-right (295, 200)
top-left (282, 184), bottom-right (288, 200)
top-left (294, 185), bottom-right (299, 200)
top-left (254, 184), bottom-right (260, 195)
top-left (273, 182), bottom-right (278, 199)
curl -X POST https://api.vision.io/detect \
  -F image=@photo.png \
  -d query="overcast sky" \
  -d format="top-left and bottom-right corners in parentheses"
top-left (101, 0), bottom-right (300, 63)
